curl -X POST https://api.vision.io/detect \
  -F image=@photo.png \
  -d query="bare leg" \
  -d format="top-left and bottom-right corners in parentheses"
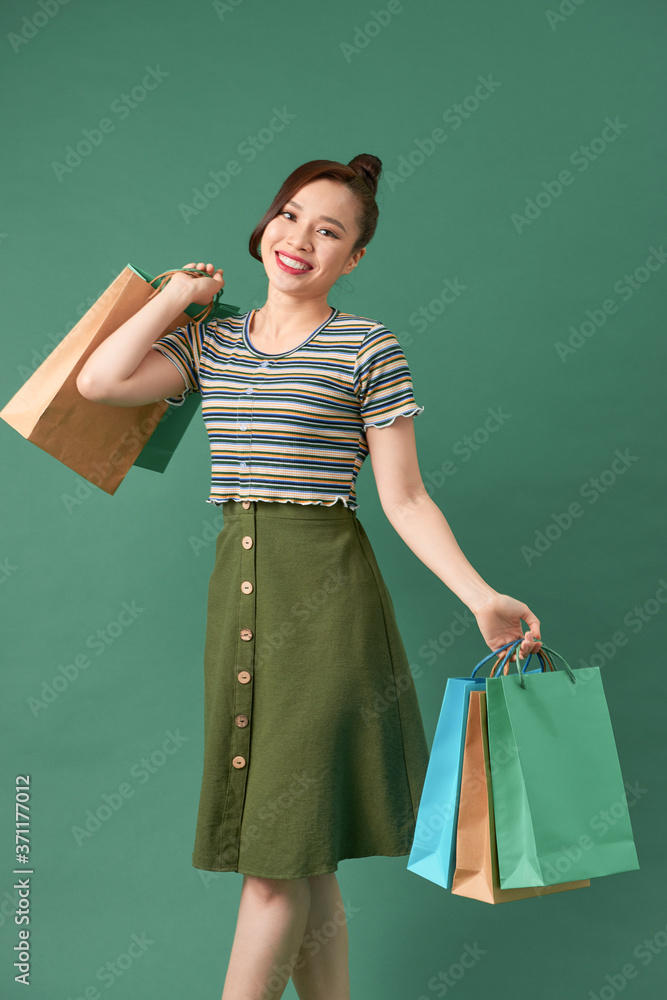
top-left (290, 873), bottom-right (351, 1000)
top-left (221, 875), bottom-right (311, 1000)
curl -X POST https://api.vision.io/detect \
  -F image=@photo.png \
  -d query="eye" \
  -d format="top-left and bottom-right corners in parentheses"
top-left (280, 210), bottom-right (339, 239)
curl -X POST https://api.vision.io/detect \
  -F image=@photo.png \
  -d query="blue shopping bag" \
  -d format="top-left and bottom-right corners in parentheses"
top-left (407, 640), bottom-right (550, 889)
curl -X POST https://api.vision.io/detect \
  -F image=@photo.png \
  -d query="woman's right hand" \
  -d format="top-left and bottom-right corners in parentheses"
top-left (167, 261), bottom-right (224, 306)
top-left (470, 592), bottom-right (542, 662)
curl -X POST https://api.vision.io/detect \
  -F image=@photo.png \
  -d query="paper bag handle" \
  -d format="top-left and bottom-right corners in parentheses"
top-left (473, 638), bottom-right (559, 680)
top-left (490, 649), bottom-right (554, 677)
top-left (471, 638), bottom-right (520, 677)
top-left (522, 642), bottom-right (577, 686)
top-left (146, 267), bottom-right (225, 324)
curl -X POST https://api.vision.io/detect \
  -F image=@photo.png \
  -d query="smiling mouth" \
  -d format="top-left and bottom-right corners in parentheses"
top-left (276, 251), bottom-right (313, 271)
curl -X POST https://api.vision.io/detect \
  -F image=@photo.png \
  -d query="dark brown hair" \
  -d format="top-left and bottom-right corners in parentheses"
top-left (248, 154), bottom-right (382, 262)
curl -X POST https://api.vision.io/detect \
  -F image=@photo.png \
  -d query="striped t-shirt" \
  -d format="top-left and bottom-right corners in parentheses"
top-left (151, 307), bottom-right (424, 511)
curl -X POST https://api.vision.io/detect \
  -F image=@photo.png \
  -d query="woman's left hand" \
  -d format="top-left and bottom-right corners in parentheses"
top-left (470, 592), bottom-right (542, 661)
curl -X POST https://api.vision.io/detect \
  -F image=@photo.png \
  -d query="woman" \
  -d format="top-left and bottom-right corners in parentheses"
top-left (77, 154), bottom-right (542, 1000)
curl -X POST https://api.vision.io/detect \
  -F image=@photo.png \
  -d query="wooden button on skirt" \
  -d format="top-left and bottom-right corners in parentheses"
top-left (192, 498), bottom-right (430, 879)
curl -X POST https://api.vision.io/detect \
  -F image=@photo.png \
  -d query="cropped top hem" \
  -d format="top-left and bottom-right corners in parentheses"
top-left (206, 496), bottom-right (359, 510)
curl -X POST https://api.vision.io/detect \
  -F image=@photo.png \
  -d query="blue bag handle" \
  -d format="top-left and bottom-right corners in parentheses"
top-left (471, 638), bottom-right (526, 678)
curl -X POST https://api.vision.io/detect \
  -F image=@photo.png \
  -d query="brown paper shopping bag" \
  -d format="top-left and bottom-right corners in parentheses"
top-left (451, 690), bottom-right (590, 903)
top-left (0, 264), bottom-right (239, 495)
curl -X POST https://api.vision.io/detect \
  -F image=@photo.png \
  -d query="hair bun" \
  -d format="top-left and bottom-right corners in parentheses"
top-left (348, 154), bottom-right (382, 196)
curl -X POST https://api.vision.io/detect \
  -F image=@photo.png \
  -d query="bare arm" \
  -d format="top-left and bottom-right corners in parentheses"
top-left (366, 416), bottom-right (542, 660)
top-left (76, 262), bottom-right (223, 407)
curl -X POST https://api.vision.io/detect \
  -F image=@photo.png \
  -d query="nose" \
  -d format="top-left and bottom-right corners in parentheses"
top-left (287, 225), bottom-right (313, 252)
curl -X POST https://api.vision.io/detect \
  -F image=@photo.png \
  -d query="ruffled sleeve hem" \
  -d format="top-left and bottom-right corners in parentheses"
top-left (151, 345), bottom-right (198, 406)
top-left (362, 404), bottom-right (425, 430)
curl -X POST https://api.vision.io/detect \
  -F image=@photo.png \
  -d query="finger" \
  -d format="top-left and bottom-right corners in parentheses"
top-left (525, 629), bottom-right (541, 648)
top-left (183, 262), bottom-right (196, 269)
top-left (523, 611), bottom-right (541, 638)
top-left (522, 611), bottom-right (542, 648)
top-left (519, 632), bottom-right (541, 658)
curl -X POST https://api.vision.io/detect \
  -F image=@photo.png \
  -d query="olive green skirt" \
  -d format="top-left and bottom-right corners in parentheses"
top-left (192, 498), bottom-right (430, 879)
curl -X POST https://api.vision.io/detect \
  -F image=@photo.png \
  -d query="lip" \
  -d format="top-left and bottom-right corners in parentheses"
top-left (275, 250), bottom-right (314, 273)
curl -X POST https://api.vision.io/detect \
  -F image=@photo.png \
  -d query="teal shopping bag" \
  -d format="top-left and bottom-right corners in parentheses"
top-left (486, 641), bottom-right (640, 888)
top-left (407, 640), bottom-right (551, 889)
top-left (128, 264), bottom-right (242, 473)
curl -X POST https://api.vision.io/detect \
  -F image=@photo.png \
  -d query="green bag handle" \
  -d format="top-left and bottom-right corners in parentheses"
top-left (519, 641), bottom-right (577, 688)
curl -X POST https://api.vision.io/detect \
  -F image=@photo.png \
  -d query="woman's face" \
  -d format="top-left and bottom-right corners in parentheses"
top-left (259, 177), bottom-right (366, 299)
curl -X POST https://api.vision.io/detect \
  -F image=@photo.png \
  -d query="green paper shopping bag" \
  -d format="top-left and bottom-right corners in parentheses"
top-left (485, 640), bottom-right (640, 888)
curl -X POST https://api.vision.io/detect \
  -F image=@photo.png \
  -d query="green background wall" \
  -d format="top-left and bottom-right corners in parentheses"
top-left (1, 0), bottom-right (665, 997)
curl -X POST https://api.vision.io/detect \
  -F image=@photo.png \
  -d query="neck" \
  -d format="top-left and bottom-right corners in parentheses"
top-left (252, 292), bottom-right (334, 339)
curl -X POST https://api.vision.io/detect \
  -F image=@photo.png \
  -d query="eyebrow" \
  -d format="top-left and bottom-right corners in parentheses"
top-left (285, 199), bottom-right (347, 234)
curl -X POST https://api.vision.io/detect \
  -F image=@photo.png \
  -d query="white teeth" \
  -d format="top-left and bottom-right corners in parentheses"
top-left (278, 252), bottom-right (311, 270)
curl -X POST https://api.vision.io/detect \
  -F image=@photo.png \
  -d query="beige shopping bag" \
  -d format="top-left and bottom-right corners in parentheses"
top-left (0, 264), bottom-right (238, 495)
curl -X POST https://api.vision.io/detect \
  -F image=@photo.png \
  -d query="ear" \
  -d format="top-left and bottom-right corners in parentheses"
top-left (344, 247), bottom-right (366, 273)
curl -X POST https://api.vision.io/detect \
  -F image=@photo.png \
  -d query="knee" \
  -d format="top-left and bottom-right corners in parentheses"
top-left (243, 874), bottom-right (310, 904)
